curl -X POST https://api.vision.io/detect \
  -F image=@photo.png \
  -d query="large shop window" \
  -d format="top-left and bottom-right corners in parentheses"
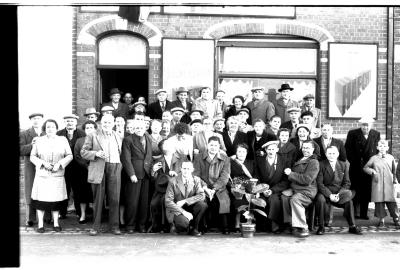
top-left (217, 35), bottom-right (318, 104)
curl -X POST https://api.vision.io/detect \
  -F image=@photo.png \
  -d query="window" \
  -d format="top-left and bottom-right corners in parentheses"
top-left (217, 35), bottom-right (319, 104)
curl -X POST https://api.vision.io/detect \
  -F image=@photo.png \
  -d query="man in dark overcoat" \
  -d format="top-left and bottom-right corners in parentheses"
top-left (101, 88), bottom-right (130, 120)
top-left (147, 88), bottom-right (173, 120)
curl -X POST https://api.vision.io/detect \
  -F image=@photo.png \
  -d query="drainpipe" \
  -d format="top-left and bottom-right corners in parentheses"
top-left (387, 7), bottom-right (394, 150)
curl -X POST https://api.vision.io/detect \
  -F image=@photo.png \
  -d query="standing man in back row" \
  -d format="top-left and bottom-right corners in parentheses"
top-left (148, 88), bottom-right (173, 120)
top-left (272, 83), bottom-right (299, 123)
top-left (247, 87), bottom-right (275, 125)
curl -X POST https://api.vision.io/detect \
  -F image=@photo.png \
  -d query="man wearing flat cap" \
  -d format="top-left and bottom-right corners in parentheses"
top-left (193, 87), bottom-right (222, 119)
top-left (280, 107), bottom-right (302, 138)
top-left (272, 83), bottom-right (299, 123)
top-left (148, 89), bottom-right (173, 120)
top-left (101, 88), bottom-right (130, 120)
top-left (345, 116), bottom-right (380, 220)
top-left (57, 114), bottom-right (86, 219)
top-left (300, 94), bottom-right (321, 129)
top-left (247, 87), bottom-right (275, 125)
top-left (171, 87), bottom-right (192, 124)
top-left (170, 107), bottom-right (185, 131)
top-left (20, 113), bottom-right (45, 226)
top-left (189, 109), bottom-right (204, 122)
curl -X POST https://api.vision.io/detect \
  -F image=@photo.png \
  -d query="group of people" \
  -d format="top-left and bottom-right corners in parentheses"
top-left (20, 83), bottom-right (400, 238)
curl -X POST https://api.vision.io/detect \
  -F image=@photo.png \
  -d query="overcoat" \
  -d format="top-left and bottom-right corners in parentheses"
top-left (288, 154), bottom-right (319, 199)
top-left (147, 100), bottom-right (173, 120)
top-left (246, 130), bottom-right (277, 160)
top-left (272, 97), bottom-right (299, 123)
top-left (247, 98), bottom-right (275, 125)
top-left (313, 136), bottom-right (347, 161)
top-left (317, 159), bottom-right (351, 198)
top-left (221, 130), bottom-right (247, 157)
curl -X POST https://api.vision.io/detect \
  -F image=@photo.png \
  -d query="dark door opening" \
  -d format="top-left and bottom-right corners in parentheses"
top-left (99, 68), bottom-right (148, 105)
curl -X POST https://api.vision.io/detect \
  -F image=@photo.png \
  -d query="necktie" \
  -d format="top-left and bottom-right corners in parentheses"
top-left (161, 102), bottom-right (165, 112)
top-left (184, 181), bottom-right (188, 198)
top-left (140, 136), bottom-right (146, 150)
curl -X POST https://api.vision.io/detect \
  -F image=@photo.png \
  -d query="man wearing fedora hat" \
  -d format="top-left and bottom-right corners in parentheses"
top-left (272, 83), bottom-right (299, 123)
top-left (148, 88), bottom-right (173, 120)
top-left (57, 114), bottom-right (86, 219)
top-left (84, 107), bottom-right (100, 123)
top-left (171, 87), bottom-right (192, 124)
top-left (345, 116), bottom-right (380, 219)
top-left (20, 113), bottom-right (45, 226)
top-left (247, 87), bottom-right (275, 125)
top-left (301, 94), bottom-right (321, 129)
top-left (101, 88), bottom-right (130, 120)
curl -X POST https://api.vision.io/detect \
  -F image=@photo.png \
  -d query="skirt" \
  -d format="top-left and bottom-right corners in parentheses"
top-left (31, 199), bottom-right (68, 212)
top-left (31, 175), bottom-right (68, 203)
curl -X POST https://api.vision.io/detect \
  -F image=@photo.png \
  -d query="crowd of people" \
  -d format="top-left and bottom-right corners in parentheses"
top-left (20, 84), bottom-right (400, 238)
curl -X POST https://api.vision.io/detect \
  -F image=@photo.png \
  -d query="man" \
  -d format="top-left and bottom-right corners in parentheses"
top-left (57, 114), bottom-right (86, 219)
top-left (20, 113), bottom-right (45, 226)
top-left (277, 128), bottom-right (297, 167)
top-left (171, 87), bottom-right (192, 124)
top-left (100, 105), bottom-right (114, 116)
top-left (215, 89), bottom-right (228, 117)
top-left (193, 136), bottom-right (231, 234)
top-left (189, 119), bottom-right (203, 135)
top-left (84, 107), bottom-right (100, 123)
top-left (272, 83), bottom-right (299, 123)
top-left (282, 140), bottom-right (319, 237)
top-left (101, 88), bottom-right (130, 120)
top-left (314, 123), bottom-right (347, 161)
top-left (193, 86), bottom-right (222, 119)
top-left (170, 107), bottom-right (185, 131)
top-left (148, 88), bottom-right (173, 120)
top-left (300, 111), bottom-right (320, 139)
top-left (121, 120), bottom-right (153, 233)
top-left (301, 94), bottom-right (321, 128)
top-left (213, 118), bottom-right (225, 134)
top-left (132, 101), bottom-right (147, 115)
top-left (345, 116), bottom-right (380, 219)
top-left (315, 146), bottom-right (362, 235)
top-left (266, 115), bottom-right (282, 137)
top-left (247, 87), bottom-right (275, 125)
top-left (236, 108), bottom-right (253, 133)
top-left (81, 114), bottom-right (123, 236)
top-left (165, 161), bottom-right (207, 236)
top-left (280, 107), bottom-right (301, 138)
top-left (222, 116), bottom-right (247, 157)
top-left (189, 109), bottom-right (204, 121)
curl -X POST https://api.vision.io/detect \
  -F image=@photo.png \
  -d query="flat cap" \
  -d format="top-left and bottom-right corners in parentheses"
top-left (303, 94), bottom-right (315, 100)
top-left (84, 107), bottom-right (100, 116)
top-left (171, 107), bottom-right (185, 114)
top-left (29, 113), bottom-right (44, 119)
top-left (251, 87), bottom-right (265, 93)
top-left (176, 87), bottom-right (189, 94)
top-left (287, 107), bottom-right (301, 113)
top-left (236, 108), bottom-right (250, 115)
top-left (213, 117), bottom-right (225, 125)
top-left (190, 109), bottom-right (204, 116)
top-left (261, 140), bottom-right (279, 149)
top-left (101, 106), bottom-right (115, 112)
top-left (190, 119), bottom-right (203, 125)
top-left (155, 88), bottom-right (167, 95)
top-left (358, 116), bottom-right (375, 124)
top-left (63, 114), bottom-right (79, 120)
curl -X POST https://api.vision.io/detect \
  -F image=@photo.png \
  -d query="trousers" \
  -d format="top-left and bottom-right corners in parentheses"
top-left (282, 192), bottom-right (312, 230)
top-left (374, 202), bottom-right (400, 219)
top-left (125, 175), bottom-right (150, 230)
top-left (174, 201), bottom-right (208, 232)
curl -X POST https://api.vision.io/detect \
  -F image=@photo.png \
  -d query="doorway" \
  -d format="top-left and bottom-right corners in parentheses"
top-left (99, 68), bottom-right (148, 105)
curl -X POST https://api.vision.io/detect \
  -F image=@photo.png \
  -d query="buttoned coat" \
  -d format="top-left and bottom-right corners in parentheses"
top-left (288, 154), bottom-right (319, 199)
top-left (317, 159), bottom-right (351, 198)
top-left (247, 98), bottom-right (275, 125)
top-left (121, 133), bottom-right (153, 180)
top-left (272, 97), bottom-right (299, 123)
top-left (193, 150), bottom-right (231, 214)
top-left (221, 130), bottom-right (247, 157)
top-left (80, 129), bottom-right (122, 184)
top-left (255, 155), bottom-right (290, 194)
top-left (147, 100), bottom-right (173, 120)
top-left (314, 136), bottom-right (347, 161)
top-left (247, 130), bottom-right (277, 160)
top-left (165, 174), bottom-right (205, 223)
top-left (20, 127), bottom-right (45, 203)
top-left (277, 142), bottom-right (297, 167)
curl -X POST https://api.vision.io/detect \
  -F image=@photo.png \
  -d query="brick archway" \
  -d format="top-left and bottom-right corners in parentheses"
top-left (203, 19), bottom-right (334, 50)
top-left (75, 15), bottom-right (162, 121)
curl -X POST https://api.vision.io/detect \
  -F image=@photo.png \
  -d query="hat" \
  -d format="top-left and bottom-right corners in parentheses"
top-left (190, 109), bottom-right (204, 116)
top-left (155, 88), bottom-right (167, 95)
top-left (171, 107), bottom-right (185, 114)
top-left (109, 88), bottom-right (122, 96)
top-left (261, 140), bottom-right (279, 149)
top-left (101, 106), bottom-right (115, 112)
top-left (216, 89), bottom-right (225, 94)
top-left (144, 116), bottom-right (151, 121)
top-left (133, 101), bottom-right (147, 109)
top-left (278, 83), bottom-right (294, 92)
top-left (358, 116), bottom-right (375, 124)
top-left (63, 114), bottom-right (79, 120)
top-left (213, 117), bottom-right (225, 125)
top-left (236, 108), bottom-right (250, 115)
top-left (303, 94), bottom-right (315, 100)
top-left (251, 87), bottom-right (265, 93)
top-left (190, 119), bottom-right (203, 125)
top-left (155, 173), bottom-right (171, 193)
top-left (287, 107), bottom-right (301, 113)
top-left (29, 113), bottom-right (43, 119)
top-left (84, 107), bottom-right (100, 116)
top-left (176, 87), bottom-right (189, 95)
top-left (296, 124), bottom-right (310, 133)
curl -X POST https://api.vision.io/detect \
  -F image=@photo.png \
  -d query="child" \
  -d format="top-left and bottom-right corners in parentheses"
top-left (363, 140), bottom-right (400, 229)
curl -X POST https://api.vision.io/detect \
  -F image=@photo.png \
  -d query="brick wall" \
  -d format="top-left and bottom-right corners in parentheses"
top-left (393, 7), bottom-right (400, 160)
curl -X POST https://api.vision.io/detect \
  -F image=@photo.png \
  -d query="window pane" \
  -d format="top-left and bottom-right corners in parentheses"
top-left (218, 78), bottom-right (316, 105)
top-left (98, 34), bottom-right (147, 66)
top-left (219, 47), bottom-right (317, 75)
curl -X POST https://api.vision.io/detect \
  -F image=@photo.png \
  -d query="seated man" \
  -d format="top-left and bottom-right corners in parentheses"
top-left (165, 161), bottom-right (207, 236)
top-left (315, 146), bottom-right (363, 235)
top-left (193, 136), bottom-right (231, 234)
top-left (282, 140), bottom-right (319, 238)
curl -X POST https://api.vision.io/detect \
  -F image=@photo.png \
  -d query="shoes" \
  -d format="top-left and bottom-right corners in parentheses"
top-left (112, 228), bottom-right (122, 235)
top-left (355, 215), bottom-right (369, 220)
top-left (26, 221), bottom-right (34, 227)
top-left (293, 228), bottom-right (309, 238)
top-left (89, 229), bottom-right (99, 236)
top-left (349, 226), bottom-right (363, 235)
top-left (190, 229), bottom-right (202, 237)
top-left (139, 227), bottom-right (147, 233)
top-left (170, 225), bottom-right (177, 234)
top-left (233, 227), bottom-right (241, 233)
top-left (282, 225), bottom-right (292, 234)
top-left (316, 226), bottom-right (325, 235)
top-left (127, 229), bottom-right (135, 234)
top-left (53, 226), bottom-right (62, 232)
top-left (79, 219), bottom-right (87, 224)
top-left (377, 220), bottom-right (385, 228)
top-left (36, 227), bottom-right (45, 233)
top-left (394, 221), bottom-right (400, 230)
top-left (221, 228), bottom-right (230, 235)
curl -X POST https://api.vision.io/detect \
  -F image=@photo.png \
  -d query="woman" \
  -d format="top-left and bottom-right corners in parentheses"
top-left (229, 143), bottom-right (255, 232)
top-left (171, 87), bottom-right (192, 124)
top-left (225, 95), bottom-right (252, 124)
top-left (247, 119), bottom-right (277, 160)
top-left (30, 119), bottom-right (73, 233)
top-left (222, 116), bottom-right (247, 157)
top-left (289, 124), bottom-right (320, 162)
top-left (149, 119), bottom-right (164, 159)
top-left (73, 120), bottom-right (96, 224)
top-left (193, 117), bottom-right (226, 155)
top-left (363, 140), bottom-right (400, 228)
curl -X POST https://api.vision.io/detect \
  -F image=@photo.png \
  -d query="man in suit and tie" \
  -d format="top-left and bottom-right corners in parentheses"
top-left (101, 88), bottom-right (130, 120)
top-left (247, 87), bottom-right (275, 125)
top-left (121, 119), bottom-right (153, 233)
top-left (222, 116), bottom-right (247, 157)
top-left (314, 123), bottom-right (347, 161)
top-left (315, 146), bottom-right (362, 235)
top-left (345, 116), bottom-right (380, 219)
top-left (165, 161), bottom-right (207, 236)
top-left (279, 107), bottom-right (302, 138)
top-left (81, 114), bottom-right (123, 236)
top-left (20, 113), bottom-right (45, 226)
top-left (147, 89), bottom-right (173, 120)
